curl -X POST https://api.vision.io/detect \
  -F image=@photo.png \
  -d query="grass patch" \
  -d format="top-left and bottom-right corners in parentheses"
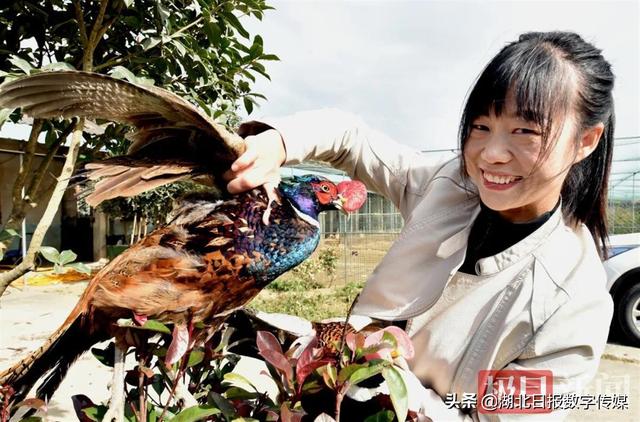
top-left (267, 276), bottom-right (322, 292)
top-left (249, 280), bottom-right (365, 321)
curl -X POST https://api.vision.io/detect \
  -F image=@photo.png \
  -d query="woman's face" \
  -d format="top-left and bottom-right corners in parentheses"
top-left (463, 98), bottom-right (578, 222)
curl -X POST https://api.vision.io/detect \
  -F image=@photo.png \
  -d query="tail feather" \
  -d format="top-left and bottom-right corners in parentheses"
top-left (0, 315), bottom-right (101, 407)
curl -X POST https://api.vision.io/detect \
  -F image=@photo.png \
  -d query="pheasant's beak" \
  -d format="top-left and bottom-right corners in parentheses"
top-left (332, 195), bottom-right (349, 215)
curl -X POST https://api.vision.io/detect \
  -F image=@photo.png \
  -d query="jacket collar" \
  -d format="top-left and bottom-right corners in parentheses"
top-left (436, 199), bottom-right (565, 276)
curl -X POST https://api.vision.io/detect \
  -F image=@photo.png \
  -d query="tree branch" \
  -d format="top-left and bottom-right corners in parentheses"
top-left (10, 119), bottom-right (43, 205)
top-left (27, 121), bottom-right (77, 200)
top-left (89, 0), bottom-right (110, 46)
top-left (93, 53), bottom-right (133, 72)
top-left (171, 16), bottom-right (203, 38)
top-left (96, 16), bottom-right (117, 43)
top-left (73, 0), bottom-right (88, 48)
top-left (94, 13), bottom-right (202, 73)
top-left (0, 120), bottom-right (85, 296)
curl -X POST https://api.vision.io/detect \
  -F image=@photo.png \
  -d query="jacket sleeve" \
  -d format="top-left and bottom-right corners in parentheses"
top-left (475, 288), bottom-right (613, 422)
top-left (238, 108), bottom-right (450, 216)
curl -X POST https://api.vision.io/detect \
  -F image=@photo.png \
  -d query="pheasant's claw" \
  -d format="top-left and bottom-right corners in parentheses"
top-left (262, 182), bottom-right (282, 226)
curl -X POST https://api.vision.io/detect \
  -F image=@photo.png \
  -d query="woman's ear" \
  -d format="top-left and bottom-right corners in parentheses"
top-left (575, 122), bottom-right (605, 163)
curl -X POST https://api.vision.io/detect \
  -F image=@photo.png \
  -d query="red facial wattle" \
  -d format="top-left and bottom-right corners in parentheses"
top-left (337, 180), bottom-right (367, 212)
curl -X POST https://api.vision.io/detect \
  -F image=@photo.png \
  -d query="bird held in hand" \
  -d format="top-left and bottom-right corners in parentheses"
top-left (0, 71), bottom-right (367, 417)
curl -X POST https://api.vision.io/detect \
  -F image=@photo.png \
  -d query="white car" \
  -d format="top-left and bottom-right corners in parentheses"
top-left (604, 233), bottom-right (640, 347)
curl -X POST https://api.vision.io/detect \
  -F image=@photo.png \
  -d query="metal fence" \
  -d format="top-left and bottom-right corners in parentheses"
top-left (608, 170), bottom-right (639, 234)
top-left (608, 137), bottom-right (639, 234)
top-left (317, 193), bottom-right (402, 285)
top-left (315, 170), bottom-right (640, 286)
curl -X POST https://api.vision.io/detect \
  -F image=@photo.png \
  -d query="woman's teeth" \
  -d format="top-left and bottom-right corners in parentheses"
top-left (483, 172), bottom-right (520, 184)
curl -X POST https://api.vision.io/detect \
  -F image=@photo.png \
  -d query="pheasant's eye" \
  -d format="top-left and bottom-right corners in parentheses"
top-left (320, 184), bottom-right (331, 193)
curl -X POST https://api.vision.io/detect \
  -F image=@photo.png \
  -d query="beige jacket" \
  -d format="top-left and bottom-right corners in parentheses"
top-left (240, 108), bottom-right (613, 421)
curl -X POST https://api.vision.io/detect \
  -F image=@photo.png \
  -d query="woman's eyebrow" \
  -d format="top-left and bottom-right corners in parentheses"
top-left (504, 112), bottom-right (538, 123)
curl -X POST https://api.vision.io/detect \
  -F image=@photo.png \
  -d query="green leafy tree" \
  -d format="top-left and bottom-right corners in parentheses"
top-left (0, 0), bottom-right (277, 295)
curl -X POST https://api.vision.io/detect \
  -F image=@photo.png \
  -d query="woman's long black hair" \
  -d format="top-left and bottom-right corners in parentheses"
top-left (459, 31), bottom-right (615, 256)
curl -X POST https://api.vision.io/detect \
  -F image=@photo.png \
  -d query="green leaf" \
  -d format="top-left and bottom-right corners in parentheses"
top-left (116, 318), bottom-right (172, 334)
top-left (223, 372), bottom-right (258, 392)
top-left (364, 410), bottom-right (395, 422)
top-left (142, 37), bottom-right (162, 51)
top-left (141, 319), bottom-right (172, 334)
top-left (148, 407), bottom-right (158, 422)
top-left (381, 331), bottom-right (398, 349)
top-left (39, 246), bottom-right (60, 264)
top-left (156, 2), bottom-right (171, 27)
top-left (42, 62), bottom-right (76, 71)
top-left (0, 228), bottom-right (20, 242)
top-left (203, 20), bottom-right (222, 43)
top-left (223, 12), bottom-right (250, 38)
top-left (82, 405), bottom-right (108, 421)
top-left (123, 0), bottom-right (134, 7)
top-left (109, 66), bottom-right (139, 84)
top-left (337, 363), bottom-right (366, 384)
top-left (172, 40), bottom-right (187, 56)
top-left (243, 97), bottom-right (253, 114)
top-left (347, 360), bottom-right (389, 385)
top-left (208, 392), bottom-right (236, 419)
top-left (186, 349), bottom-right (204, 367)
top-left (223, 386), bottom-right (260, 400)
top-left (0, 107), bottom-right (14, 129)
top-left (320, 363), bottom-right (337, 389)
top-left (9, 55), bottom-right (33, 74)
top-left (67, 262), bottom-right (92, 275)
top-left (261, 54), bottom-right (280, 61)
top-left (58, 249), bottom-right (77, 265)
top-left (91, 342), bottom-right (116, 367)
top-left (382, 366), bottom-right (408, 422)
top-left (167, 405), bottom-right (220, 422)
top-left (249, 35), bottom-right (263, 58)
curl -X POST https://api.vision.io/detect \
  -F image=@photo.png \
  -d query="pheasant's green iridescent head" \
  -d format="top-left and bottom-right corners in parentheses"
top-left (279, 175), bottom-right (367, 220)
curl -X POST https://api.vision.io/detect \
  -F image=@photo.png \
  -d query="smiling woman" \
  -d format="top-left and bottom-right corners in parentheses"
top-left (459, 32), bottom-right (613, 244)
top-left (228, 31), bottom-right (616, 420)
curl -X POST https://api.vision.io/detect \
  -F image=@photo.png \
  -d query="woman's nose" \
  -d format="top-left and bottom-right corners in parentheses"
top-left (480, 133), bottom-right (512, 164)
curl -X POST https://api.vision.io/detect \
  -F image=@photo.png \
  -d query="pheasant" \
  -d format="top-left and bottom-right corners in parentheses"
top-left (0, 71), bottom-right (367, 419)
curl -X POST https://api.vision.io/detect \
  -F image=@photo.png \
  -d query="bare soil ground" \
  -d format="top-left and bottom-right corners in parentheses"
top-left (1, 282), bottom-right (638, 421)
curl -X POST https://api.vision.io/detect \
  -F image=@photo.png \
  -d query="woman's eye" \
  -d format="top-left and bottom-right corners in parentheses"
top-left (471, 124), bottom-right (489, 131)
top-left (514, 128), bottom-right (540, 135)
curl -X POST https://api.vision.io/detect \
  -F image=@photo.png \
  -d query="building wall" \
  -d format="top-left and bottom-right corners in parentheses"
top-left (0, 150), bottom-right (63, 253)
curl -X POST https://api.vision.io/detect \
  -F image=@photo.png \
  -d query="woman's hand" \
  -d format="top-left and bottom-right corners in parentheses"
top-left (224, 129), bottom-right (286, 194)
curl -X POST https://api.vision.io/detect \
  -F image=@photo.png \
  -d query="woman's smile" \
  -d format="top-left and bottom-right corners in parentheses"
top-left (481, 170), bottom-right (523, 190)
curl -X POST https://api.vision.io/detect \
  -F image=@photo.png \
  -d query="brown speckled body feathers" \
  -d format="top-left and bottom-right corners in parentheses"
top-left (0, 188), bottom-right (319, 405)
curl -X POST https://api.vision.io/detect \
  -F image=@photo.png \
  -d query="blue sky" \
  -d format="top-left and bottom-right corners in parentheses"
top-left (242, 0), bottom-right (639, 153)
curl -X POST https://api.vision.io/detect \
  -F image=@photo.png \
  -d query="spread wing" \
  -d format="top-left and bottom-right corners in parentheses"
top-left (0, 71), bottom-right (246, 205)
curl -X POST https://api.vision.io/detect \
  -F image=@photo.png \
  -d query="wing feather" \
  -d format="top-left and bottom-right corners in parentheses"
top-left (0, 71), bottom-right (247, 204)
top-left (83, 158), bottom-right (201, 206)
top-left (0, 71), bottom-right (246, 159)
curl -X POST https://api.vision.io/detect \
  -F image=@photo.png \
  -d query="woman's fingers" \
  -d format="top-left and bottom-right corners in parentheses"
top-left (226, 166), bottom-right (279, 194)
top-left (231, 145), bottom-right (258, 172)
top-left (225, 128), bottom-right (286, 193)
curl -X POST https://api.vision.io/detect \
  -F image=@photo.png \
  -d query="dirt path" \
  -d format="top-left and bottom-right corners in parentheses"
top-left (1, 282), bottom-right (639, 421)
